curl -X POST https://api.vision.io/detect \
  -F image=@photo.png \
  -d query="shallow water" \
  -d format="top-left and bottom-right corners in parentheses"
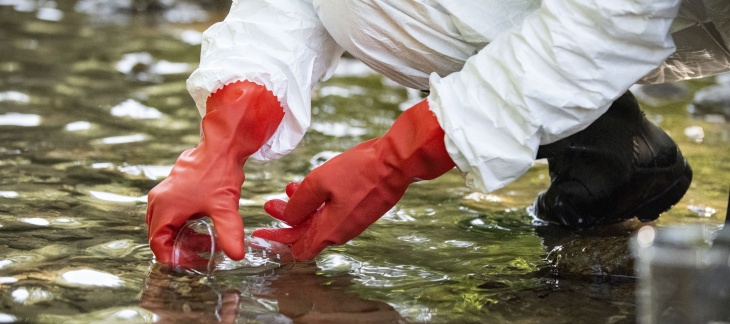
top-left (0, 1), bottom-right (728, 323)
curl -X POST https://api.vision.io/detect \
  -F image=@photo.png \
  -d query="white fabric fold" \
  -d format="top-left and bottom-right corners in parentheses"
top-left (187, 0), bottom-right (726, 194)
top-left (427, 0), bottom-right (681, 192)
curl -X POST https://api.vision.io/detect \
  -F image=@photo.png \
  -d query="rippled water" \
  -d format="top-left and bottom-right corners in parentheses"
top-left (0, 1), bottom-right (728, 323)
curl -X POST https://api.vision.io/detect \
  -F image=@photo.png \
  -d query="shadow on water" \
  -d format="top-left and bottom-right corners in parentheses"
top-left (0, 1), bottom-right (728, 323)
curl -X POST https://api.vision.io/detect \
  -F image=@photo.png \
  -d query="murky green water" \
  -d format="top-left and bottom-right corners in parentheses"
top-left (0, 1), bottom-right (728, 323)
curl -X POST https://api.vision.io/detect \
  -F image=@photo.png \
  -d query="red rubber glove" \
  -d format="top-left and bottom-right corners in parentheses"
top-left (253, 100), bottom-right (455, 261)
top-left (146, 81), bottom-right (284, 266)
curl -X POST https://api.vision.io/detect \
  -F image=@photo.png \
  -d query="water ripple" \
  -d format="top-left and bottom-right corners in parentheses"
top-left (0, 312), bottom-right (17, 323)
top-left (0, 91), bottom-right (30, 103)
top-left (0, 113), bottom-right (41, 126)
top-left (0, 191), bottom-right (19, 198)
top-left (11, 287), bottom-right (54, 305)
top-left (95, 134), bottom-right (148, 145)
top-left (111, 99), bottom-right (163, 119)
top-left (0, 277), bottom-right (18, 284)
top-left (56, 269), bottom-right (124, 288)
top-left (89, 190), bottom-right (146, 203)
top-left (397, 235), bottom-right (430, 244)
top-left (37, 7), bottom-right (63, 21)
top-left (86, 239), bottom-right (146, 258)
top-left (116, 164), bottom-right (172, 180)
top-left (18, 218), bottom-right (49, 226)
top-left (38, 307), bottom-right (156, 323)
top-left (316, 253), bottom-right (362, 275)
top-left (356, 264), bottom-right (449, 288)
top-left (318, 85), bottom-right (366, 98)
top-left (310, 121), bottom-right (367, 137)
top-left (64, 121), bottom-right (93, 131)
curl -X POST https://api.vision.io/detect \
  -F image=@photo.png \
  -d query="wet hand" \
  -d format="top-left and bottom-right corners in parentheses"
top-left (252, 139), bottom-right (404, 261)
top-left (253, 100), bottom-right (456, 260)
top-left (146, 81), bottom-right (284, 267)
top-left (146, 147), bottom-right (247, 266)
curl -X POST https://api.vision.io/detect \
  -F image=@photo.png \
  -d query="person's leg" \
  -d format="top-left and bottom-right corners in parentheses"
top-left (531, 91), bottom-right (692, 226)
top-left (533, 1), bottom-right (730, 227)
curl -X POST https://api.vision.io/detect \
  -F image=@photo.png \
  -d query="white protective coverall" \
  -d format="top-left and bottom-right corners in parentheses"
top-left (186, 0), bottom-right (730, 193)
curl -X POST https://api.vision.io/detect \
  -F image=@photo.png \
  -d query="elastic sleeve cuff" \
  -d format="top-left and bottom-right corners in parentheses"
top-left (187, 0), bottom-right (344, 161)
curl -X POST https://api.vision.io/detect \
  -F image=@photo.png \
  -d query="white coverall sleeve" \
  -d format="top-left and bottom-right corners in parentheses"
top-left (187, 0), bottom-right (345, 161)
top-left (427, 0), bottom-right (680, 193)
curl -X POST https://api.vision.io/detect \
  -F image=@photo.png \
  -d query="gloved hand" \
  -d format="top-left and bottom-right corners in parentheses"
top-left (253, 100), bottom-right (455, 260)
top-left (146, 81), bottom-right (284, 266)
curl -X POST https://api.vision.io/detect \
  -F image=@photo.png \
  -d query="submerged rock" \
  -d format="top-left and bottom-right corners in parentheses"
top-left (545, 236), bottom-right (634, 278)
top-left (536, 220), bottom-right (646, 278)
top-left (689, 84), bottom-right (730, 121)
top-left (631, 83), bottom-right (690, 106)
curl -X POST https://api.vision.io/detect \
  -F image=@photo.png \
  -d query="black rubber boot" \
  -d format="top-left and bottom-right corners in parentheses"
top-left (530, 91), bottom-right (693, 227)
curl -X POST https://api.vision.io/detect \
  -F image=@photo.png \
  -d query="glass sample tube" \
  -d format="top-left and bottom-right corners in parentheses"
top-left (172, 218), bottom-right (294, 275)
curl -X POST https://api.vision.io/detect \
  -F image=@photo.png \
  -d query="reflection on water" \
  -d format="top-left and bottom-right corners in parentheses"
top-left (0, 1), bottom-right (728, 323)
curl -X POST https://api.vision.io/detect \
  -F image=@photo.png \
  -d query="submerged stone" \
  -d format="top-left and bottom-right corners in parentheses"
top-left (690, 84), bottom-right (730, 120)
top-left (536, 220), bottom-right (644, 278)
top-left (546, 236), bottom-right (634, 278)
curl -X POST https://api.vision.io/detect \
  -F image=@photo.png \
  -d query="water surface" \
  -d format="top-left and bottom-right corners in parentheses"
top-left (0, 1), bottom-right (728, 323)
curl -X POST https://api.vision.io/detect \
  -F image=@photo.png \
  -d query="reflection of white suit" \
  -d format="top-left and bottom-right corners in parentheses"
top-left (187, 0), bottom-right (730, 193)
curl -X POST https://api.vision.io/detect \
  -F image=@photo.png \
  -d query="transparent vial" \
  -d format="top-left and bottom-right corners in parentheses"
top-left (172, 218), bottom-right (294, 275)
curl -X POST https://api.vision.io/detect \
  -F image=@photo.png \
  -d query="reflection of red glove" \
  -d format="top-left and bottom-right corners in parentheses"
top-left (253, 100), bottom-right (455, 260)
top-left (146, 81), bottom-right (284, 265)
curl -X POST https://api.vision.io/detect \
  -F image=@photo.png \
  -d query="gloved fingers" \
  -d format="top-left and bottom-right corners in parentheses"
top-left (263, 199), bottom-right (288, 222)
top-left (209, 209), bottom-right (246, 261)
top-left (285, 182), bottom-right (299, 197)
top-left (289, 236), bottom-right (332, 262)
top-left (145, 183), bottom-right (171, 226)
top-left (282, 176), bottom-right (329, 226)
top-left (251, 226), bottom-right (305, 245)
top-left (147, 205), bottom-right (199, 264)
top-left (145, 199), bottom-right (156, 226)
top-left (148, 225), bottom-right (177, 265)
